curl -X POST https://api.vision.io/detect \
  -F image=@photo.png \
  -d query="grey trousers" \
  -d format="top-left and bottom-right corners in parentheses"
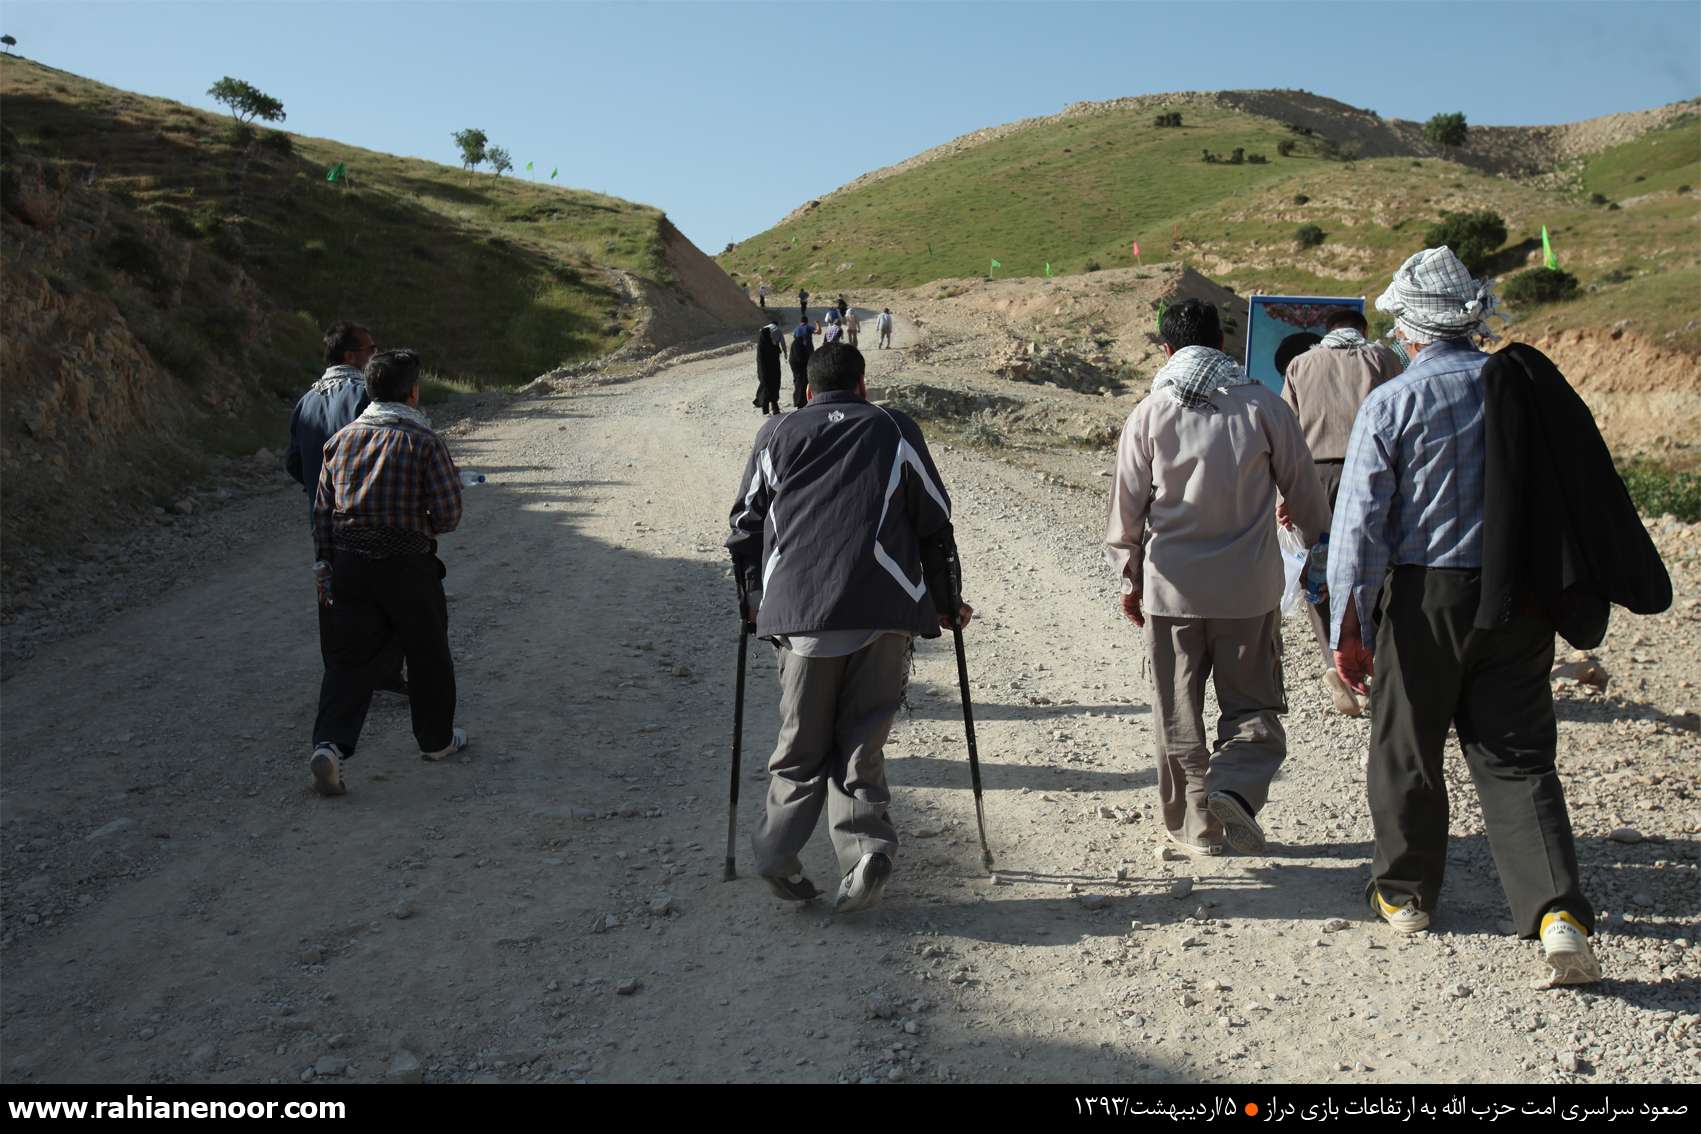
top-left (1368, 566), bottom-right (1592, 938)
top-left (752, 634), bottom-right (910, 878)
top-left (1302, 459), bottom-right (1346, 670)
top-left (1148, 612), bottom-right (1287, 845)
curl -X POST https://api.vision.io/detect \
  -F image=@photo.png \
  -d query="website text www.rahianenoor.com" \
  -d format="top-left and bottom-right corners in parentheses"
top-left (8, 1096), bottom-right (345, 1120)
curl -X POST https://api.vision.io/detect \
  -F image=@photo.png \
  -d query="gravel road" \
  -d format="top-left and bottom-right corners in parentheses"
top-left (2, 326), bottom-right (1697, 1085)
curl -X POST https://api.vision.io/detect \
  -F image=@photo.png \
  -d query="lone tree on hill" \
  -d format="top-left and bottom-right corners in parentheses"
top-left (452, 128), bottom-right (488, 173)
top-left (1423, 210), bottom-right (1507, 274)
top-left (207, 77), bottom-right (285, 124)
top-left (1424, 111), bottom-right (1468, 151)
top-left (487, 145), bottom-right (512, 177)
top-left (1, 35), bottom-right (17, 55)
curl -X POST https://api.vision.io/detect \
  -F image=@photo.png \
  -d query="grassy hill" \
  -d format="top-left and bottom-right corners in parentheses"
top-left (1, 55), bottom-right (671, 393)
top-left (0, 56), bottom-right (751, 561)
top-left (720, 92), bottom-right (1701, 351)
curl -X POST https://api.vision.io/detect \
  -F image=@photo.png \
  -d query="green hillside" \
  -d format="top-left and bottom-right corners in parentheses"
top-left (722, 99), bottom-right (1701, 351)
top-left (1, 55), bottom-right (668, 392)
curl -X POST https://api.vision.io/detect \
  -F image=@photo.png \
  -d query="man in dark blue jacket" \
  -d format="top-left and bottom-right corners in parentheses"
top-left (287, 322), bottom-right (376, 499)
top-left (727, 343), bottom-right (972, 914)
top-left (287, 322), bottom-right (405, 695)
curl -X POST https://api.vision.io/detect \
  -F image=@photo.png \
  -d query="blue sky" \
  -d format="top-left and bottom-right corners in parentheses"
top-left (4, 1), bottom-right (1698, 251)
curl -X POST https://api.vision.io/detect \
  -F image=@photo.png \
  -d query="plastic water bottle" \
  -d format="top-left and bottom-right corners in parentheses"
top-left (462, 472), bottom-right (486, 488)
top-left (1304, 532), bottom-right (1330, 605)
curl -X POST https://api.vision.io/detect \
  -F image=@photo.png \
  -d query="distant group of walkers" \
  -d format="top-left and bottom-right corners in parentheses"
top-left (753, 293), bottom-right (896, 416)
top-left (729, 245), bottom-right (1671, 990)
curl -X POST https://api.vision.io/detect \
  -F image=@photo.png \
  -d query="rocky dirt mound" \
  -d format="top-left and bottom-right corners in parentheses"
top-left (617, 218), bottom-right (765, 355)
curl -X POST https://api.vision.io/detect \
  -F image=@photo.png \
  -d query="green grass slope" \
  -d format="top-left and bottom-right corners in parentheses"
top-left (1, 55), bottom-right (668, 390)
top-left (722, 97), bottom-right (1700, 350)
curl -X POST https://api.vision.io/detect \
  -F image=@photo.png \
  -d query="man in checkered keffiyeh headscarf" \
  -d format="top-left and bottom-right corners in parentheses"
top-left (1375, 245), bottom-right (1502, 344)
top-left (1105, 297), bottom-right (1331, 860)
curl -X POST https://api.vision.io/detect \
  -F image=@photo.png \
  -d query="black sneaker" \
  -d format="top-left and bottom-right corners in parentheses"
top-left (833, 853), bottom-right (892, 914)
top-left (762, 872), bottom-right (821, 902)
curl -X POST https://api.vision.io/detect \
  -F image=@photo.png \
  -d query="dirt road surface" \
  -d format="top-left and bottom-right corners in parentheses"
top-left (3, 323), bottom-right (1697, 1085)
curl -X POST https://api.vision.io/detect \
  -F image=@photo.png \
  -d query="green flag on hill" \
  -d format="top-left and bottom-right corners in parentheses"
top-left (1542, 225), bottom-right (1558, 270)
top-left (550, 167), bottom-right (558, 180)
top-left (526, 161), bottom-right (534, 173)
top-left (1044, 262), bottom-right (1053, 278)
top-left (990, 258), bottom-right (1001, 274)
top-left (325, 162), bottom-right (345, 183)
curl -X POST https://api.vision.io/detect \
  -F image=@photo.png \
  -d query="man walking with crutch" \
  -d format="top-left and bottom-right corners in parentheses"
top-left (726, 342), bottom-right (972, 913)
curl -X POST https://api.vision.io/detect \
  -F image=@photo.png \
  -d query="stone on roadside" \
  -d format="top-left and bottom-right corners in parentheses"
top-left (393, 896), bottom-right (416, 920)
top-left (1449, 984), bottom-right (1472, 1000)
top-left (1322, 918), bottom-right (1351, 933)
top-left (314, 1055), bottom-right (349, 1077)
top-left (649, 895), bottom-right (674, 917)
top-left (386, 1051), bottom-right (424, 1084)
top-left (1550, 658), bottom-right (1608, 689)
top-left (616, 978), bottom-right (641, 996)
top-left (1169, 878), bottom-right (1194, 899)
top-left (1078, 893), bottom-right (1111, 911)
top-left (1608, 827), bottom-right (1643, 844)
top-left (298, 948), bottom-right (324, 965)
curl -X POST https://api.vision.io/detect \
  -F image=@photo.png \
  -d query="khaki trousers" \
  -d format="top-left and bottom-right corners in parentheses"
top-left (1147, 611), bottom-right (1287, 845)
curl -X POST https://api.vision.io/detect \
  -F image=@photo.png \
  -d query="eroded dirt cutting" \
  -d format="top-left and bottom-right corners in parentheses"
top-left (2, 326), bottom-right (1697, 1086)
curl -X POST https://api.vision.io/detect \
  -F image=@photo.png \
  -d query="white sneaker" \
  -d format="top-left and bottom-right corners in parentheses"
top-left (420, 727), bottom-right (468, 762)
top-left (1322, 670), bottom-right (1363, 717)
top-left (1540, 910), bottom-right (1602, 986)
top-left (1206, 791), bottom-right (1267, 855)
top-left (833, 853), bottom-right (892, 914)
top-left (1370, 888), bottom-right (1429, 934)
top-left (1164, 827), bottom-right (1226, 858)
top-left (310, 743), bottom-right (347, 797)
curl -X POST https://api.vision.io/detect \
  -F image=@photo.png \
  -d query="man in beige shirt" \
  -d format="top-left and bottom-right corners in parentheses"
top-left (1106, 299), bottom-right (1330, 857)
top-left (1280, 308), bottom-right (1402, 715)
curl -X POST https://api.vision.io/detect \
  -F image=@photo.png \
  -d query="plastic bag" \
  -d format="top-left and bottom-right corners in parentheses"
top-left (1277, 522), bottom-right (1309, 616)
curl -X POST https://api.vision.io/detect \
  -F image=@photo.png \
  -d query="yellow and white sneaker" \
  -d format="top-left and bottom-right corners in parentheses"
top-left (1539, 910), bottom-right (1601, 986)
top-left (1369, 887), bottom-right (1429, 934)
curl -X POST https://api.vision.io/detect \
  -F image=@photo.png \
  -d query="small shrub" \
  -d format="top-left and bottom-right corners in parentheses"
top-left (962, 410), bottom-right (1005, 449)
top-left (1247, 152), bottom-right (1267, 164)
top-left (1634, 174), bottom-right (1646, 183)
top-left (258, 130), bottom-right (293, 155)
top-left (1295, 224), bottom-right (1326, 248)
top-left (1293, 193), bottom-right (1310, 205)
top-left (1229, 147), bottom-right (1245, 165)
top-left (1152, 111), bottom-right (1183, 128)
top-left (1084, 259), bottom-right (1102, 273)
top-left (1599, 267), bottom-right (1634, 285)
top-left (1678, 184), bottom-right (1693, 194)
top-left (1422, 210), bottom-right (1507, 274)
top-left (1589, 192), bottom-right (1608, 206)
top-left (1500, 267), bottom-right (1580, 306)
top-left (1276, 139), bottom-right (1297, 157)
top-left (1201, 149), bottom-right (1218, 164)
top-left (1618, 462), bottom-right (1701, 521)
top-left (1424, 111), bottom-right (1469, 149)
top-left (1608, 202), bottom-right (1621, 211)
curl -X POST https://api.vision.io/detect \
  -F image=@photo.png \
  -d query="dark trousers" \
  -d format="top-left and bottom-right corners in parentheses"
top-left (1303, 459), bottom-right (1345, 668)
top-left (1369, 565), bottom-right (1592, 938)
top-left (318, 605), bottom-right (405, 689)
top-left (789, 357), bottom-right (810, 408)
top-left (314, 551), bottom-right (457, 757)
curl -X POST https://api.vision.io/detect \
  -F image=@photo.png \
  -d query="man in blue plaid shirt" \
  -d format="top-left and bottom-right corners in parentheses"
top-left (1328, 247), bottom-right (1599, 987)
top-left (309, 349), bottom-right (469, 797)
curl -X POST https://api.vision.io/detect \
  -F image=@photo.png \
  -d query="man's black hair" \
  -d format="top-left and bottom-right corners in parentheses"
top-left (1324, 308), bottom-right (1369, 333)
top-left (365, 349), bottom-right (422, 403)
top-left (1159, 298), bottom-right (1222, 351)
top-left (1275, 332), bottom-right (1323, 377)
top-left (806, 341), bottom-right (865, 393)
top-left (322, 321), bottom-right (370, 366)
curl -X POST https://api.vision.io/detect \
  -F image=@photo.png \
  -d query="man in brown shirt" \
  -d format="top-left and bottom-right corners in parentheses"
top-left (1280, 308), bottom-right (1402, 715)
top-left (1107, 299), bottom-right (1330, 857)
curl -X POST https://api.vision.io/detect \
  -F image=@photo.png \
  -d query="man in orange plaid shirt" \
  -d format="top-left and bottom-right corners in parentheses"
top-left (309, 349), bottom-right (469, 796)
